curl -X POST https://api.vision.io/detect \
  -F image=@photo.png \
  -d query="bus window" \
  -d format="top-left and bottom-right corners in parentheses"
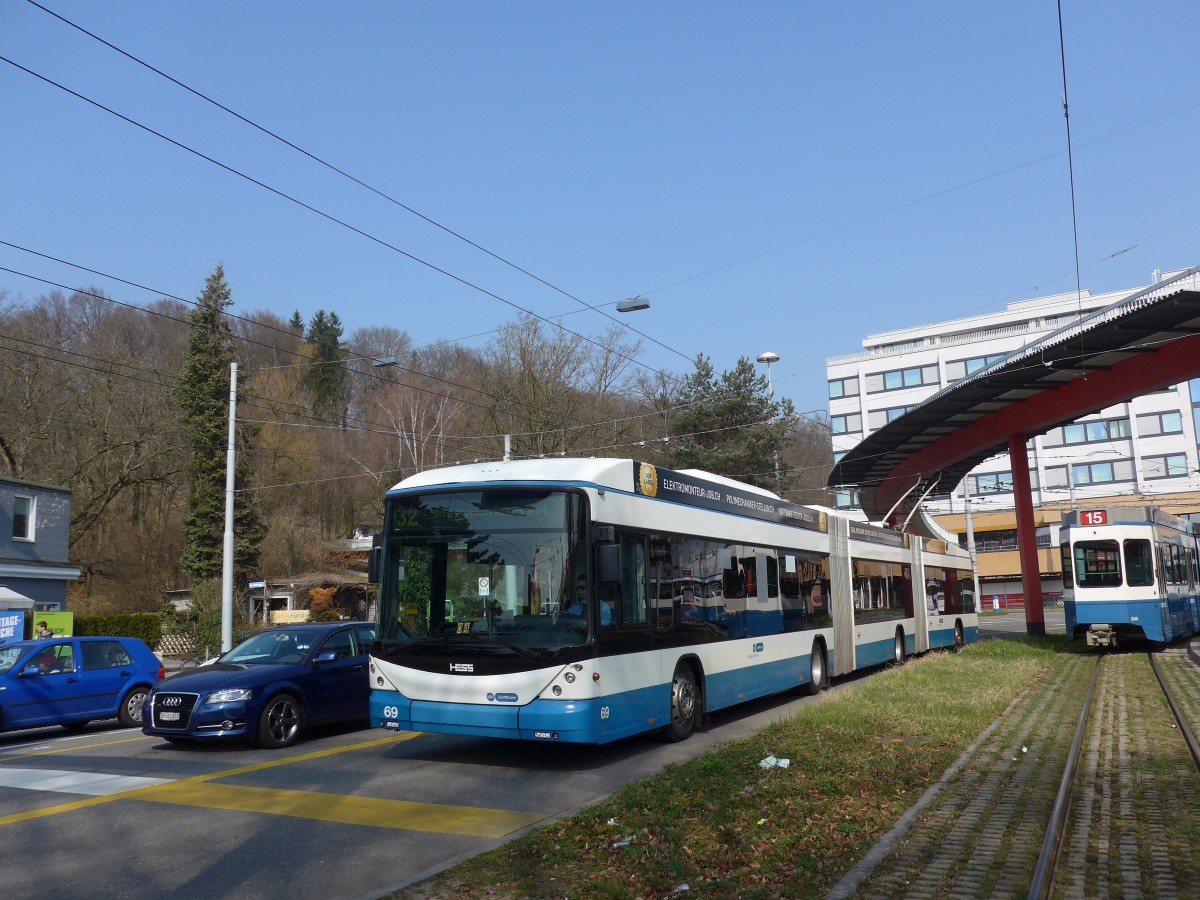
top-left (618, 532), bottom-right (647, 626)
top-left (1074, 540), bottom-right (1122, 588)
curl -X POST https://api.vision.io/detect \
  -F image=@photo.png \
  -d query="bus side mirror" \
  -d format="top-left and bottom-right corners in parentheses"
top-left (598, 543), bottom-right (620, 584)
top-left (367, 532), bottom-right (382, 585)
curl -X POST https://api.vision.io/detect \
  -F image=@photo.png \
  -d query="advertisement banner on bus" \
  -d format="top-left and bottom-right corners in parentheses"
top-left (633, 462), bottom-right (826, 532)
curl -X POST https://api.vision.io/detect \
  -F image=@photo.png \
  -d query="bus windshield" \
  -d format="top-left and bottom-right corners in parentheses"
top-left (377, 489), bottom-right (588, 650)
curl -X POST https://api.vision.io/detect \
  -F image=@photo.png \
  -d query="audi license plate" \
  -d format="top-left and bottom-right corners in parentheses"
top-left (159, 711), bottom-right (180, 722)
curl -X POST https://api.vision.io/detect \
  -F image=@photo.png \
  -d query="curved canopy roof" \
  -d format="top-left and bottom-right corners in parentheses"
top-left (829, 265), bottom-right (1200, 522)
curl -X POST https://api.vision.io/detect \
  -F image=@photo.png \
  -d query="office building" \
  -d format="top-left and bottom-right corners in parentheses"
top-left (825, 269), bottom-right (1200, 601)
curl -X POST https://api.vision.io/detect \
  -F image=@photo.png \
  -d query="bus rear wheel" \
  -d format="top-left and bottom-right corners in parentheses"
top-left (893, 630), bottom-right (906, 666)
top-left (666, 665), bottom-right (698, 742)
top-left (952, 622), bottom-right (965, 652)
top-left (804, 645), bottom-right (826, 696)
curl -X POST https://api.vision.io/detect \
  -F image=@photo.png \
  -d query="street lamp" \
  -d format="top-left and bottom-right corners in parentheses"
top-left (617, 296), bottom-right (650, 313)
top-left (756, 351), bottom-right (779, 398)
top-left (755, 351), bottom-right (782, 493)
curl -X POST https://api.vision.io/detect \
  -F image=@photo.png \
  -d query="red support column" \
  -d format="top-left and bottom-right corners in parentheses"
top-left (1007, 433), bottom-right (1045, 636)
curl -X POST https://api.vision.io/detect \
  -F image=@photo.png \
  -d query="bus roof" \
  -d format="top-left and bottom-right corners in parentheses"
top-left (387, 458), bottom-right (784, 499)
top-left (387, 458), bottom-right (642, 495)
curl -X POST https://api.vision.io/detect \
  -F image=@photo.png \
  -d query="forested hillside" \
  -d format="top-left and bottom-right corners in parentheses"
top-left (0, 270), bottom-right (832, 612)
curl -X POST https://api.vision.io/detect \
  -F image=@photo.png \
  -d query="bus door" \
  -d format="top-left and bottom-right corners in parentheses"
top-left (596, 530), bottom-right (652, 656)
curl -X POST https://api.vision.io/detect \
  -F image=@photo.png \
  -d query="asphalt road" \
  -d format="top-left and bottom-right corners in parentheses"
top-left (977, 605), bottom-right (1067, 639)
top-left (0, 680), bottom-right (841, 900)
top-left (0, 615), bottom-right (1061, 899)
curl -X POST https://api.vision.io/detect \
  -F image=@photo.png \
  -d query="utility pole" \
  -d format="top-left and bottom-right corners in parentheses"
top-left (221, 362), bottom-right (237, 653)
top-left (757, 351), bottom-right (781, 494)
top-left (962, 479), bottom-right (981, 612)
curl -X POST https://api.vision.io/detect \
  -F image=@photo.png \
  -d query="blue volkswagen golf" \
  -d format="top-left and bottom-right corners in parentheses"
top-left (142, 622), bottom-right (376, 749)
top-left (0, 636), bottom-right (164, 734)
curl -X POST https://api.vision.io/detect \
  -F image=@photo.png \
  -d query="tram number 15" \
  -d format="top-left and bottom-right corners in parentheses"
top-left (1080, 510), bottom-right (1108, 526)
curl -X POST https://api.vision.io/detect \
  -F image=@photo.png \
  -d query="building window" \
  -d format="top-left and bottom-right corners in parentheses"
top-left (867, 405), bottom-right (919, 430)
top-left (864, 365), bottom-right (939, 394)
top-left (835, 488), bottom-right (860, 509)
top-left (13, 495), bottom-right (34, 541)
top-left (828, 376), bottom-right (860, 399)
top-left (945, 354), bottom-right (1006, 382)
top-left (959, 527), bottom-right (1052, 552)
top-left (1047, 459), bottom-right (1135, 486)
top-left (1043, 417), bottom-right (1131, 447)
top-left (1143, 453), bottom-right (1189, 480)
top-left (1136, 411), bottom-right (1183, 436)
top-left (831, 413), bottom-right (862, 435)
top-left (970, 472), bottom-right (1012, 495)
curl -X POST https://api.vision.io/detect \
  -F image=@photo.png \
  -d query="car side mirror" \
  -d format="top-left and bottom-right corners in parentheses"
top-left (315, 651), bottom-right (338, 664)
top-left (20, 664), bottom-right (41, 677)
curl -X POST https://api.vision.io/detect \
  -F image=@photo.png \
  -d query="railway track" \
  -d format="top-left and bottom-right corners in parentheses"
top-left (1030, 650), bottom-right (1200, 899)
top-left (836, 647), bottom-right (1200, 899)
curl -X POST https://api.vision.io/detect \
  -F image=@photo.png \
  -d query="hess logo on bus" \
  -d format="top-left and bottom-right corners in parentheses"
top-left (450, 663), bottom-right (474, 673)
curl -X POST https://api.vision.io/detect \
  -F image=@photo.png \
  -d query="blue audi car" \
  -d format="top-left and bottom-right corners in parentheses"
top-left (142, 622), bottom-right (376, 748)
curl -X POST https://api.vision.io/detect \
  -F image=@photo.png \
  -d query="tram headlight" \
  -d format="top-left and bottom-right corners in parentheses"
top-left (564, 671), bottom-right (575, 683)
top-left (552, 685), bottom-right (562, 696)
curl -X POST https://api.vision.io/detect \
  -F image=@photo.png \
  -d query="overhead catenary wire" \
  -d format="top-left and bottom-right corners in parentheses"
top-left (22, 0), bottom-right (695, 368)
top-left (0, 55), bottom-right (677, 387)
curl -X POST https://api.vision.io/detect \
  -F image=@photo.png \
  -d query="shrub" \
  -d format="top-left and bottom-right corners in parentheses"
top-left (74, 613), bottom-right (163, 650)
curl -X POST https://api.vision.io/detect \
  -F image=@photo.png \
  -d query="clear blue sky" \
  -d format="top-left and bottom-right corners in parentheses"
top-left (4, 1), bottom-right (1199, 419)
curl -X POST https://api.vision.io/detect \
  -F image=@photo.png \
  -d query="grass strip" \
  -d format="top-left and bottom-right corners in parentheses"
top-left (400, 636), bottom-right (1064, 899)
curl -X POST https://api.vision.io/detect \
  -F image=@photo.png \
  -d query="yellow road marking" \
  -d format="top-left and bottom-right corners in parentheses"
top-left (135, 782), bottom-right (547, 837)
top-left (0, 731), bottom-right (546, 838)
top-left (189, 733), bottom-right (419, 783)
top-left (1, 735), bottom-right (150, 764)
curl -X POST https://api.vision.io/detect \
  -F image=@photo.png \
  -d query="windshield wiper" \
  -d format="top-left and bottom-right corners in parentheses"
top-left (483, 631), bottom-right (541, 662)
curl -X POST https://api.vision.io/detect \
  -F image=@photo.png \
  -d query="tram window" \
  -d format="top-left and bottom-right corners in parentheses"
top-left (1123, 540), bottom-right (1154, 587)
top-left (1073, 540), bottom-right (1122, 588)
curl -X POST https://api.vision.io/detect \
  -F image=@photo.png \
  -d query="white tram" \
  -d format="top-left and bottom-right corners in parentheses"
top-left (1061, 507), bottom-right (1200, 647)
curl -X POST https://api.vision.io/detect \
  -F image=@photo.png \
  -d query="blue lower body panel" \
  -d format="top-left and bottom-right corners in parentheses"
top-left (856, 635), bottom-right (900, 669)
top-left (705, 655), bottom-right (808, 710)
top-left (1066, 599), bottom-right (1173, 642)
top-left (371, 684), bottom-right (668, 744)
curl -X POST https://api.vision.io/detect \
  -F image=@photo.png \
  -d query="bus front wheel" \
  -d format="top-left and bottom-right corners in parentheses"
top-left (666, 665), bottom-right (698, 742)
top-left (893, 630), bottom-right (906, 666)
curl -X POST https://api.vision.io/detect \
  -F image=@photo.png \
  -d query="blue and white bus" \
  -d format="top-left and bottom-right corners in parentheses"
top-left (367, 459), bottom-right (977, 744)
top-left (1060, 506), bottom-right (1200, 647)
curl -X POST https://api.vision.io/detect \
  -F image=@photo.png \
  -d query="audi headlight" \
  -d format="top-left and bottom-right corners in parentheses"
top-left (206, 688), bottom-right (253, 705)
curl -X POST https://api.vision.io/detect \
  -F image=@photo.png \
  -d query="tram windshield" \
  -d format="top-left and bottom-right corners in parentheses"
top-left (1072, 540), bottom-right (1122, 588)
top-left (377, 489), bottom-right (589, 650)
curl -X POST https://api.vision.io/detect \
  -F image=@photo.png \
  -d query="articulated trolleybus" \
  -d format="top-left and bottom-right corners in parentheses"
top-left (1061, 506), bottom-right (1200, 648)
top-left (367, 459), bottom-right (977, 744)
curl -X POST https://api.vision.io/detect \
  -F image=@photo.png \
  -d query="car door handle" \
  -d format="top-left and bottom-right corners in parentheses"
top-left (352, 664), bottom-right (365, 671)
top-left (67, 677), bottom-right (79, 683)
top-left (120, 670), bottom-right (132, 676)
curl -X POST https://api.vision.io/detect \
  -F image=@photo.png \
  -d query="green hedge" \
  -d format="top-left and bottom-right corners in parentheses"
top-left (73, 613), bottom-right (163, 650)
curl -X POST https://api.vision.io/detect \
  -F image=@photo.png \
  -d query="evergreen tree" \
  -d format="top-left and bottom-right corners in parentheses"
top-left (288, 309), bottom-right (305, 332)
top-left (176, 265), bottom-right (265, 582)
top-left (302, 309), bottom-right (348, 422)
top-left (665, 354), bottom-right (798, 492)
